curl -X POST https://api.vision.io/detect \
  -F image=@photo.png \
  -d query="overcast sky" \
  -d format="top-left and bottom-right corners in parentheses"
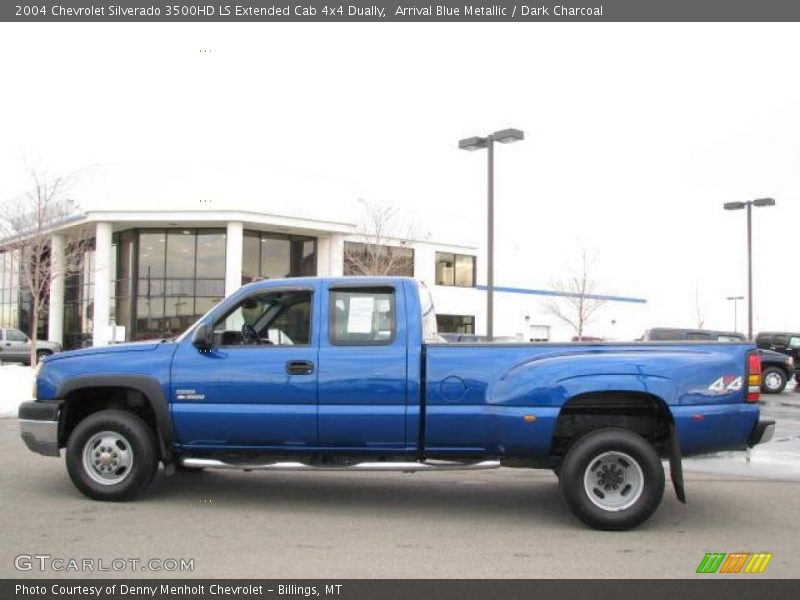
top-left (1, 22), bottom-right (798, 334)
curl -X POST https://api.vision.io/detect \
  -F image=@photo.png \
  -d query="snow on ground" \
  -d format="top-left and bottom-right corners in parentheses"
top-left (0, 365), bottom-right (34, 417)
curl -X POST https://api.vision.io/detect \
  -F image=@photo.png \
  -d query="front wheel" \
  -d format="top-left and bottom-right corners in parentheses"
top-left (559, 428), bottom-right (665, 530)
top-left (66, 409), bottom-right (159, 501)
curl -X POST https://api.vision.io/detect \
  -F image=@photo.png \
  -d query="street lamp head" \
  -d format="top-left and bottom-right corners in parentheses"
top-left (726, 296), bottom-right (744, 300)
top-left (723, 202), bottom-right (746, 210)
top-left (492, 128), bottom-right (525, 144)
top-left (752, 197), bottom-right (776, 207)
top-left (458, 136), bottom-right (489, 151)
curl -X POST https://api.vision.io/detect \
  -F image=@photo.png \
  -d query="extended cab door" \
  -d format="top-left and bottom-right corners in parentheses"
top-left (317, 282), bottom-right (411, 451)
top-left (170, 284), bottom-right (320, 449)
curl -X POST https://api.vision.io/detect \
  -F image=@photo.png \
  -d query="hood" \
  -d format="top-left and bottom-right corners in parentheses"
top-left (758, 348), bottom-right (792, 361)
top-left (45, 340), bottom-right (168, 362)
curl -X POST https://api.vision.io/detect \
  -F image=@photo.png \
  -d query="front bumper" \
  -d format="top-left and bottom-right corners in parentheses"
top-left (18, 401), bottom-right (62, 457)
top-left (747, 419), bottom-right (776, 447)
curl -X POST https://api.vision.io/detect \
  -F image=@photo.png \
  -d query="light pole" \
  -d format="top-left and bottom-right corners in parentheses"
top-left (723, 198), bottom-right (775, 340)
top-left (459, 128), bottom-right (524, 339)
top-left (726, 295), bottom-right (744, 333)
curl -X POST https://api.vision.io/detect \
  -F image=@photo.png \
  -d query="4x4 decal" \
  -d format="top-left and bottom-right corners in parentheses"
top-left (707, 375), bottom-right (743, 394)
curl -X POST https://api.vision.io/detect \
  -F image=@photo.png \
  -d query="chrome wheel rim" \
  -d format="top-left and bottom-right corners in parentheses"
top-left (764, 372), bottom-right (783, 391)
top-left (583, 451), bottom-right (644, 512)
top-left (82, 431), bottom-right (134, 486)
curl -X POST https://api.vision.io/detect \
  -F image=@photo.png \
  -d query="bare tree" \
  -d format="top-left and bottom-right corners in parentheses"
top-left (343, 199), bottom-right (423, 276)
top-left (0, 168), bottom-right (84, 365)
top-left (544, 247), bottom-right (609, 341)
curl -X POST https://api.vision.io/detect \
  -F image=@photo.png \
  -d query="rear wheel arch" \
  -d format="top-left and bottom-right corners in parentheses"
top-left (550, 391), bottom-right (674, 457)
top-left (58, 375), bottom-right (174, 462)
top-left (551, 391), bottom-right (683, 503)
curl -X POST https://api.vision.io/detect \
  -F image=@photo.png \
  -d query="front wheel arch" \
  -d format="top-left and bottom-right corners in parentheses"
top-left (57, 375), bottom-right (174, 462)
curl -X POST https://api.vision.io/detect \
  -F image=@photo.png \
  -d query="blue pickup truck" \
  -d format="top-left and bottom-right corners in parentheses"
top-left (19, 277), bottom-right (774, 530)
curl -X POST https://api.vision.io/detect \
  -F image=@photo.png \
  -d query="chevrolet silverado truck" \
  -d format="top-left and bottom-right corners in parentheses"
top-left (19, 277), bottom-right (775, 530)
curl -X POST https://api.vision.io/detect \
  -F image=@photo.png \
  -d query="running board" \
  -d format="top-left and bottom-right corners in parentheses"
top-left (181, 458), bottom-right (501, 472)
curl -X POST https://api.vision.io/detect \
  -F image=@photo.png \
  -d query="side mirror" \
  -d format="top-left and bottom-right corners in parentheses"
top-left (192, 323), bottom-right (213, 351)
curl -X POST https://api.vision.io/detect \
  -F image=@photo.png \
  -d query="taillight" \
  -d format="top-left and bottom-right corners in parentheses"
top-left (747, 351), bottom-right (761, 402)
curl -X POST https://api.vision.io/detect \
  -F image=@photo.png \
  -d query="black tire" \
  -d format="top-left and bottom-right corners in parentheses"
top-left (559, 428), bottom-right (665, 531)
top-left (66, 409), bottom-right (159, 501)
top-left (35, 350), bottom-right (50, 364)
top-left (761, 367), bottom-right (787, 394)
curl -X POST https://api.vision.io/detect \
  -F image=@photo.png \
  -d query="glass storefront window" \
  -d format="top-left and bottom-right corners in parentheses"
top-left (136, 296), bottom-right (166, 339)
top-left (297, 239), bottom-right (317, 276)
top-left (62, 241), bottom-right (96, 349)
top-left (129, 228), bottom-right (227, 341)
top-left (166, 230), bottom-right (196, 278)
top-left (196, 231), bottom-right (226, 278)
top-left (58, 226), bottom-right (315, 344)
top-left (138, 232), bottom-right (166, 279)
top-left (242, 233), bottom-right (261, 283)
top-left (242, 230), bottom-right (317, 284)
top-left (261, 235), bottom-right (291, 280)
top-left (0, 250), bottom-right (21, 329)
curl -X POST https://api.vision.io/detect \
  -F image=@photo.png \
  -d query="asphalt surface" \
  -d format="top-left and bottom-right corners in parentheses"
top-left (2, 388), bottom-right (799, 579)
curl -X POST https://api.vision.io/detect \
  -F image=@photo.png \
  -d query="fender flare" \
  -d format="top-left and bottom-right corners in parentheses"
top-left (57, 374), bottom-right (174, 461)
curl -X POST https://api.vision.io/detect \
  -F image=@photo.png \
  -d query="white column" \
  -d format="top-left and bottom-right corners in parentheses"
top-left (92, 222), bottom-right (113, 347)
top-left (47, 234), bottom-right (65, 345)
top-left (315, 236), bottom-right (331, 276)
top-left (225, 221), bottom-right (244, 296)
top-left (328, 234), bottom-right (345, 276)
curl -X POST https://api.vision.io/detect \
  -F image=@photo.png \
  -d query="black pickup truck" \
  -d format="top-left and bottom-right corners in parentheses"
top-left (756, 331), bottom-right (800, 389)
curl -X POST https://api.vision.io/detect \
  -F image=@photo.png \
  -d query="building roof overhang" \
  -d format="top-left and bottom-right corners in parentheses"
top-left (43, 209), bottom-right (359, 239)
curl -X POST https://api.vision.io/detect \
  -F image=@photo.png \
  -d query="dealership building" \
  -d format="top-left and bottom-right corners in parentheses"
top-left (0, 165), bottom-right (647, 348)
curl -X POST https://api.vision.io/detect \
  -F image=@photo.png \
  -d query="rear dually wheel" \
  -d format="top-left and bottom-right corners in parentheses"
top-left (558, 428), bottom-right (665, 531)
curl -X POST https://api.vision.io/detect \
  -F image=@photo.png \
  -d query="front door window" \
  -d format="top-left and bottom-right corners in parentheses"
top-left (213, 290), bottom-right (312, 347)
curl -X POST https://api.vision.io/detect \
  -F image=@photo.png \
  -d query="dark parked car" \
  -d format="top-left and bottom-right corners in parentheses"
top-left (642, 328), bottom-right (795, 394)
top-left (643, 328), bottom-right (747, 342)
top-left (756, 331), bottom-right (800, 385)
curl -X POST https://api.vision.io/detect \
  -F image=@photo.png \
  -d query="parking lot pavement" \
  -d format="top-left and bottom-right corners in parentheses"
top-left (3, 408), bottom-right (800, 580)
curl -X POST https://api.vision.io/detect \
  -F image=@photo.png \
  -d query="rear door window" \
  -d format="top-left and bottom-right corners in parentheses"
top-left (329, 287), bottom-right (395, 345)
